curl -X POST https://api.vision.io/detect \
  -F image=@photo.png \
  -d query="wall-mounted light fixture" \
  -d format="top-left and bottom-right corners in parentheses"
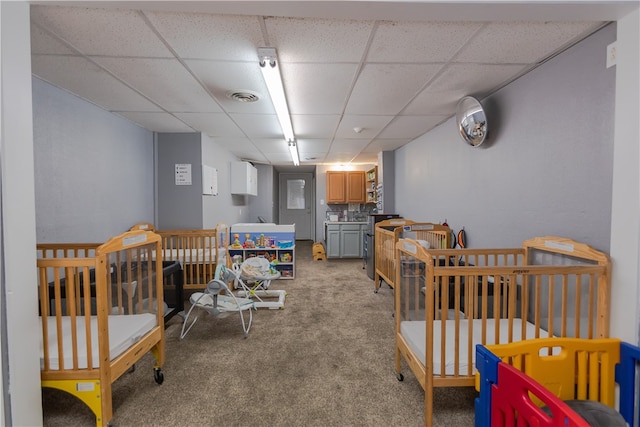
top-left (258, 47), bottom-right (299, 166)
top-left (288, 140), bottom-right (300, 166)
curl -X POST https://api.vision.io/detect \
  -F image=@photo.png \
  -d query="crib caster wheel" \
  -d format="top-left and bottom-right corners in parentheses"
top-left (154, 368), bottom-right (164, 384)
top-left (396, 373), bottom-right (404, 381)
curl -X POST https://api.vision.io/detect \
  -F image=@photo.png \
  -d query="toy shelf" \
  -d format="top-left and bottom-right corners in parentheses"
top-left (229, 223), bottom-right (296, 279)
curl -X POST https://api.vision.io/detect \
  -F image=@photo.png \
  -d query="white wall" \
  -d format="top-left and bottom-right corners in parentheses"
top-left (609, 9), bottom-right (640, 344)
top-left (33, 78), bottom-right (155, 242)
top-left (201, 134), bottom-right (251, 228)
top-left (1, 3), bottom-right (42, 425)
top-left (395, 24), bottom-right (616, 252)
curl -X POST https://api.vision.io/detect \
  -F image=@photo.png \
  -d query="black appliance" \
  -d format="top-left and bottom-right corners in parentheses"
top-left (364, 213), bottom-right (401, 280)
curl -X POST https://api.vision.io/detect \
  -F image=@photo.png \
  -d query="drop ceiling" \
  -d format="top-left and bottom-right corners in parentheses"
top-left (29, 1), bottom-right (632, 166)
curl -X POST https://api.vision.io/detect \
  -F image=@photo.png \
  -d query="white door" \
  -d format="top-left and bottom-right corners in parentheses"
top-left (279, 173), bottom-right (314, 240)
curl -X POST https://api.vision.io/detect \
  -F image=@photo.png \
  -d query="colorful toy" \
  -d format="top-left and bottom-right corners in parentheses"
top-left (243, 233), bottom-right (255, 248)
top-left (280, 253), bottom-right (291, 263)
top-left (231, 233), bottom-right (242, 248)
top-left (475, 338), bottom-right (639, 427)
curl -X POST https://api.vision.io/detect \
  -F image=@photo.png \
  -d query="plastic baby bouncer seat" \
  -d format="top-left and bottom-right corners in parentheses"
top-left (233, 256), bottom-right (286, 310)
top-left (180, 267), bottom-right (255, 339)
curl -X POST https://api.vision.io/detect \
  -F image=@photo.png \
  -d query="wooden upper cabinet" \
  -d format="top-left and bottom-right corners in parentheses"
top-left (346, 171), bottom-right (365, 203)
top-left (326, 171), bottom-right (346, 203)
top-left (326, 171), bottom-right (365, 204)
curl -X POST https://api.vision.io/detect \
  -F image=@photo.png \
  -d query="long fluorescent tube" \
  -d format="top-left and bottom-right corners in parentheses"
top-left (258, 47), bottom-right (295, 144)
top-left (288, 141), bottom-right (300, 166)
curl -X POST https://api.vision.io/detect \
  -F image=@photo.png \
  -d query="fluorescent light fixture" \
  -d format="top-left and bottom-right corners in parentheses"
top-left (288, 141), bottom-right (300, 166)
top-left (258, 47), bottom-right (295, 144)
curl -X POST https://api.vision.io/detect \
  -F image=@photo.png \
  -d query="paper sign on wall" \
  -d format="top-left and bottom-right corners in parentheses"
top-left (175, 163), bottom-right (192, 185)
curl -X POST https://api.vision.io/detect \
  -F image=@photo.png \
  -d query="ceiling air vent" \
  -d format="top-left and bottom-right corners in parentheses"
top-left (227, 90), bottom-right (260, 103)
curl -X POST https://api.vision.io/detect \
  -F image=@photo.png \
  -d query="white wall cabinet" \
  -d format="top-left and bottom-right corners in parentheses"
top-left (231, 161), bottom-right (258, 196)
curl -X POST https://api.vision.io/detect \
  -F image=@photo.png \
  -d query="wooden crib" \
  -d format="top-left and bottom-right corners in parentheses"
top-left (38, 230), bottom-right (166, 426)
top-left (130, 222), bottom-right (230, 290)
top-left (374, 220), bottom-right (450, 292)
top-left (393, 236), bottom-right (610, 427)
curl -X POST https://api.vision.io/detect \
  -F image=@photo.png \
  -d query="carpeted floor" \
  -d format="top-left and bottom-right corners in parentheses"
top-left (42, 240), bottom-right (476, 426)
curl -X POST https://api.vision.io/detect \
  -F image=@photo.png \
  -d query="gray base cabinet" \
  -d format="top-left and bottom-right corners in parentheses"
top-left (326, 223), bottom-right (367, 258)
top-left (327, 226), bottom-right (341, 258)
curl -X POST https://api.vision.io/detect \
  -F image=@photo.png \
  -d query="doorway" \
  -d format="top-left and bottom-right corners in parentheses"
top-left (278, 172), bottom-right (315, 240)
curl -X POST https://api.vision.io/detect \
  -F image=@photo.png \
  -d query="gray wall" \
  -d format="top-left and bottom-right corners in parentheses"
top-left (248, 163), bottom-right (275, 223)
top-left (157, 133), bottom-right (266, 230)
top-left (33, 77), bottom-right (155, 242)
top-left (395, 24), bottom-right (616, 252)
top-left (156, 133), bottom-right (203, 229)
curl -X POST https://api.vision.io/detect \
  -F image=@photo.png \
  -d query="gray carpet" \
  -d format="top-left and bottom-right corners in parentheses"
top-left (42, 241), bottom-right (476, 426)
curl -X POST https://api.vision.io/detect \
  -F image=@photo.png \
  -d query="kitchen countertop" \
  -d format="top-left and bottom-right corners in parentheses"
top-left (323, 221), bottom-right (368, 225)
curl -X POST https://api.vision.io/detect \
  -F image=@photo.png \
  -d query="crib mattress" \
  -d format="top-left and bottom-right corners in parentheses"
top-left (153, 248), bottom-right (223, 264)
top-left (400, 319), bottom-right (548, 376)
top-left (40, 314), bottom-right (157, 370)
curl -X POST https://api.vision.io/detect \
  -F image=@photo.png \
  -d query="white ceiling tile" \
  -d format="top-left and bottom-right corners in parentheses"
top-left (230, 114), bottom-right (283, 138)
top-left (174, 113), bottom-right (245, 137)
top-left (264, 16), bottom-right (374, 63)
top-left (364, 139), bottom-right (412, 152)
top-left (297, 139), bottom-right (331, 152)
top-left (292, 115), bottom-right (341, 139)
top-left (32, 55), bottom-right (163, 112)
top-left (251, 138), bottom-right (291, 154)
top-left (345, 63), bottom-right (443, 115)
top-left (283, 63), bottom-right (359, 114)
top-left (403, 90), bottom-right (460, 115)
top-left (426, 63), bottom-right (527, 97)
top-left (367, 21), bottom-right (483, 63)
top-left (146, 11), bottom-right (264, 61)
top-left (323, 152), bottom-right (361, 164)
top-left (239, 150), bottom-right (271, 164)
top-left (335, 115), bottom-right (395, 139)
top-left (30, 6), bottom-right (173, 57)
top-left (31, 24), bottom-right (77, 55)
top-left (330, 138), bottom-right (370, 152)
top-left (299, 152), bottom-right (328, 163)
top-left (456, 21), bottom-right (602, 64)
top-left (378, 115), bottom-right (449, 139)
top-left (211, 137), bottom-right (259, 152)
top-left (264, 152), bottom-right (295, 165)
top-left (29, 6), bottom-right (611, 167)
top-left (91, 57), bottom-right (222, 113)
top-left (233, 151), bottom-right (270, 164)
top-left (116, 112), bottom-right (194, 132)
top-left (185, 60), bottom-right (274, 114)
top-left (351, 153), bottom-right (379, 164)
